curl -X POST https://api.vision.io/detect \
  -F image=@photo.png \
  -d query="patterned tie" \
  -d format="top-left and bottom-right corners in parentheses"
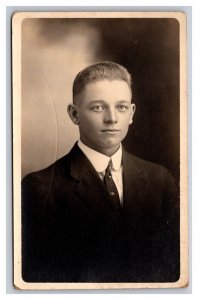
top-left (104, 160), bottom-right (121, 211)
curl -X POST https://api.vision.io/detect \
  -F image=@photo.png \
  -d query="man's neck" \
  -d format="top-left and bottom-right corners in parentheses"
top-left (78, 140), bottom-right (122, 173)
top-left (79, 139), bottom-right (120, 157)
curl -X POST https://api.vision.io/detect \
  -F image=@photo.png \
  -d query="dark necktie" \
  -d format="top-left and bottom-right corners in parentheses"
top-left (104, 160), bottom-right (121, 211)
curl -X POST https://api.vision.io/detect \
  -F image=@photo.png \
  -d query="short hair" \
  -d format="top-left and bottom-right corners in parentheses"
top-left (73, 61), bottom-right (132, 103)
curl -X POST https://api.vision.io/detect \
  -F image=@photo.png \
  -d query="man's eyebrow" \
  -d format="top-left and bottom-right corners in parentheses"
top-left (88, 100), bottom-right (106, 104)
top-left (89, 99), bottom-right (131, 104)
top-left (116, 100), bottom-right (131, 103)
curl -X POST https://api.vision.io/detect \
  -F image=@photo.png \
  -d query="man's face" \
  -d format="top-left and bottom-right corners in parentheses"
top-left (70, 79), bottom-right (135, 156)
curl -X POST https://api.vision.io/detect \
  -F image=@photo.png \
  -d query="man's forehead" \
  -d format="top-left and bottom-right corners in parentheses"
top-left (83, 79), bottom-right (131, 95)
top-left (74, 79), bottom-right (132, 105)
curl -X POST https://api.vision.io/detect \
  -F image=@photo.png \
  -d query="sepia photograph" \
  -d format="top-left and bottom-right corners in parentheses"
top-left (12, 11), bottom-right (188, 289)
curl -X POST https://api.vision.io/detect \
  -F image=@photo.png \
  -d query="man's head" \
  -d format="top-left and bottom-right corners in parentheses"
top-left (68, 61), bottom-right (136, 156)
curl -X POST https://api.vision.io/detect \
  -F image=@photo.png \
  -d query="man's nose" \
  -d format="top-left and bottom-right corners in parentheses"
top-left (104, 108), bottom-right (118, 124)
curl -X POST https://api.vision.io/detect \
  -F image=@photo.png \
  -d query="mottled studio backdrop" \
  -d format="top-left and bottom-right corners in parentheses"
top-left (22, 18), bottom-right (179, 182)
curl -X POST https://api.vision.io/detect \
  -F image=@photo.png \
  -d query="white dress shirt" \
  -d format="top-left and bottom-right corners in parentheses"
top-left (78, 140), bottom-right (123, 205)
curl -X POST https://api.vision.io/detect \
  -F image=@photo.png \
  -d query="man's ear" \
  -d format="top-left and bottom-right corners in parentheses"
top-left (129, 103), bottom-right (136, 125)
top-left (67, 104), bottom-right (80, 125)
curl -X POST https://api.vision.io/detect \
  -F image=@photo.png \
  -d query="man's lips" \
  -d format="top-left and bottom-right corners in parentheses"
top-left (101, 129), bottom-right (120, 134)
top-left (101, 129), bottom-right (120, 132)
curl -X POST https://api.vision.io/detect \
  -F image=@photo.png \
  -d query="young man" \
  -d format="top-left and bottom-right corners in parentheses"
top-left (22, 61), bottom-right (180, 283)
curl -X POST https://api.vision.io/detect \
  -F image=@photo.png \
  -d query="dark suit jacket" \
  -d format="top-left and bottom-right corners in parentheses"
top-left (22, 143), bottom-right (180, 283)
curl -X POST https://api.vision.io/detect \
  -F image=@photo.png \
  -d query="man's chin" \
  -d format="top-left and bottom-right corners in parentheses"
top-left (99, 141), bottom-right (121, 150)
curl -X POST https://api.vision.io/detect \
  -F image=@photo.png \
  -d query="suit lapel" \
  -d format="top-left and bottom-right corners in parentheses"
top-left (122, 149), bottom-right (149, 223)
top-left (68, 144), bottom-right (149, 220)
top-left (69, 144), bottom-right (119, 219)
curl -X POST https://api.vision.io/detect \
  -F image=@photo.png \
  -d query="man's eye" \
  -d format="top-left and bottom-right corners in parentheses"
top-left (92, 106), bottom-right (104, 112)
top-left (118, 105), bottom-right (128, 111)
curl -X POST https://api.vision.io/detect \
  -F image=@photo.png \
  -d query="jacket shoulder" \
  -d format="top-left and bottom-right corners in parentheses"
top-left (124, 151), bottom-right (176, 185)
top-left (124, 151), bottom-right (166, 171)
top-left (22, 153), bottom-right (70, 192)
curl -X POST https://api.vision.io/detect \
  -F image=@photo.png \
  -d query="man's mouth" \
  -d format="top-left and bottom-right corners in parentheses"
top-left (101, 129), bottom-right (120, 134)
top-left (101, 129), bottom-right (120, 131)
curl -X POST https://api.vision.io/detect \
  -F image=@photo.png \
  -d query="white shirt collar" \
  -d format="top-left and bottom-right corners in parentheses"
top-left (78, 140), bottom-right (122, 172)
